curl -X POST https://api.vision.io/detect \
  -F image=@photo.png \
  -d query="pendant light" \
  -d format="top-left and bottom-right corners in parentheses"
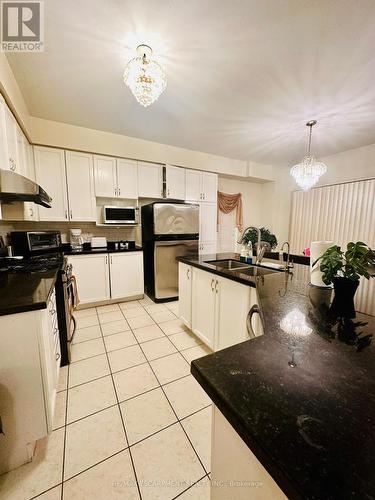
top-left (290, 120), bottom-right (327, 191)
top-left (123, 44), bottom-right (167, 107)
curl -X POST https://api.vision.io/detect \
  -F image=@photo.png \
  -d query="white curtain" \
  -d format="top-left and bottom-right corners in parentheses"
top-left (289, 178), bottom-right (375, 315)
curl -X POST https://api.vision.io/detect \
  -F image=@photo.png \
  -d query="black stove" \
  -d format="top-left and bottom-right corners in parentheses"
top-left (0, 253), bottom-right (65, 274)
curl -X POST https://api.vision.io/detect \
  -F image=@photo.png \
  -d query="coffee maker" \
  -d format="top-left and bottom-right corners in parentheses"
top-left (70, 229), bottom-right (84, 251)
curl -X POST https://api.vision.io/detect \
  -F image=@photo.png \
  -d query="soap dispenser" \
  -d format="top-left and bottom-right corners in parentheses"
top-left (246, 241), bottom-right (253, 264)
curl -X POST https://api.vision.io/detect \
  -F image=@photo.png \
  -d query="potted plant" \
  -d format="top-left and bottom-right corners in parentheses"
top-left (313, 241), bottom-right (375, 318)
top-left (242, 227), bottom-right (278, 251)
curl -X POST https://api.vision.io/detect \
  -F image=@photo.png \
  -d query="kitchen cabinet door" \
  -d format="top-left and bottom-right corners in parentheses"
top-left (215, 277), bottom-right (252, 350)
top-left (109, 252), bottom-right (144, 299)
top-left (178, 263), bottom-right (192, 328)
top-left (94, 155), bottom-right (117, 197)
top-left (66, 151), bottom-right (96, 221)
top-left (5, 107), bottom-right (19, 172)
top-left (0, 96), bottom-right (9, 170)
top-left (192, 268), bottom-right (216, 348)
top-left (34, 146), bottom-right (69, 221)
top-left (200, 202), bottom-right (217, 243)
top-left (117, 159), bottom-right (138, 199)
top-left (166, 165), bottom-right (186, 200)
top-left (200, 241), bottom-right (217, 255)
top-left (201, 172), bottom-right (218, 202)
top-left (16, 126), bottom-right (27, 177)
top-left (138, 161), bottom-right (163, 198)
top-left (68, 254), bottom-right (110, 304)
top-left (186, 169), bottom-right (202, 201)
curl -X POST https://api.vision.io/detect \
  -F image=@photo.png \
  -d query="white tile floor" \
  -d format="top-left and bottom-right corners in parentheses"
top-left (0, 298), bottom-right (213, 500)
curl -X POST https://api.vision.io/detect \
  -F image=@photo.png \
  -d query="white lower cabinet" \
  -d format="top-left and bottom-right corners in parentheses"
top-left (191, 268), bottom-right (217, 348)
top-left (69, 252), bottom-right (144, 305)
top-left (211, 407), bottom-right (287, 500)
top-left (68, 254), bottom-right (111, 304)
top-left (109, 252), bottom-right (144, 299)
top-left (0, 293), bottom-right (60, 474)
top-left (178, 263), bottom-right (192, 328)
top-left (190, 267), bottom-right (260, 351)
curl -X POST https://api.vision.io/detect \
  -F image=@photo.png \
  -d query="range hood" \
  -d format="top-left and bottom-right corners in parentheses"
top-left (0, 169), bottom-right (52, 208)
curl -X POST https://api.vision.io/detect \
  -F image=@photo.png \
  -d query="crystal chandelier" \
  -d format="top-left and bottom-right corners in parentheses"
top-left (290, 120), bottom-right (327, 191)
top-left (123, 44), bottom-right (167, 107)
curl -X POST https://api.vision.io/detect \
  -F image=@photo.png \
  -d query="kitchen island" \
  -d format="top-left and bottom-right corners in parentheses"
top-left (178, 253), bottom-right (375, 499)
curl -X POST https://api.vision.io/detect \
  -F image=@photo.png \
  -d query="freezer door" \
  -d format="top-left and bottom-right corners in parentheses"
top-left (153, 203), bottom-right (199, 235)
top-left (154, 240), bottom-right (198, 299)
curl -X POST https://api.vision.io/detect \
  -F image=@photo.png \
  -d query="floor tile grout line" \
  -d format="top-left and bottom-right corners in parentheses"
top-left (61, 447), bottom-right (129, 486)
top-left (71, 298), bottom-right (209, 496)
top-left (60, 362), bottom-right (69, 500)
top-left (28, 483), bottom-right (63, 500)
top-left (134, 320), bottom-right (210, 479)
top-left (172, 473), bottom-right (210, 500)
top-left (127, 402), bottom-right (213, 449)
top-left (96, 308), bottom-right (143, 500)
top-left (64, 401), bottom-right (119, 428)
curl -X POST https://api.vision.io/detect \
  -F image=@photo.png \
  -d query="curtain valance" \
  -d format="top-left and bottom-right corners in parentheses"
top-left (217, 191), bottom-right (243, 231)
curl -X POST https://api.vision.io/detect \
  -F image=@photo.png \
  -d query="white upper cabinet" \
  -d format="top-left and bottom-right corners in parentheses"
top-left (186, 170), bottom-right (218, 202)
top-left (138, 161), bottom-right (163, 198)
top-left (117, 159), bottom-right (138, 199)
top-left (0, 96), bottom-right (8, 169)
top-left (186, 169), bottom-right (202, 201)
top-left (202, 172), bottom-right (218, 202)
top-left (65, 151), bottom-right (96, 221)
top-left (94, 155), bottom-right (117, 197)
top-left (34, 146), bottom-right (69, 221)
top-left (5, 108), bottom-right (19, 173)
top-left (165, 165), bottom-right (186, 200)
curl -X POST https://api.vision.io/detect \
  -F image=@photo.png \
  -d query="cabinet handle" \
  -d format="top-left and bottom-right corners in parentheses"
top-left (105, 255), bottom-right (108, 265)
top-left (54, 326), bottom-right (58, 335)
top-left (56, 353), bottom-right (61, 361)
top-left (115, 188), bottom-right (117, 196)
top-left (118, 188), bottom-right (121, 196)
top-left (70, 210), bottom-right (73, 219)
top-left (9, 158), bottom-right (16, 171)
top-left (110, 255), bottom-right (113, 264)
top-left (247, 304), bottom-right (260, 338)
top-left (29, 208), bottom-right (34, 217)
top-left (186, 268), bottom-right (190, 279)
top-left (65, 210), bottom-right (68, 220)
top-left (210, 278), bottom-right (215, 291)
top-left (49, 308), bottom-right (56, 316)
top-left (215, 279), bottom-right (219, 294)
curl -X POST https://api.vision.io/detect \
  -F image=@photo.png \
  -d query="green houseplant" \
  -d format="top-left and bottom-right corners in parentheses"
top-left (313, 242), bottom-right (375, 318)
top-left (242, 227), bottom-right (278, 251)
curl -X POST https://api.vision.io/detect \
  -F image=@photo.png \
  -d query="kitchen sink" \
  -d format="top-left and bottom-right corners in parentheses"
top-left (206, 259), bottom-right (251, 270)
top-left (229, 266), bottom-right (279, 276)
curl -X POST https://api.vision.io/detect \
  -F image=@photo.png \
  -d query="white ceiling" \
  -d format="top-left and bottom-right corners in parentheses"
top-left (7, 0), bottom-right (375, 166)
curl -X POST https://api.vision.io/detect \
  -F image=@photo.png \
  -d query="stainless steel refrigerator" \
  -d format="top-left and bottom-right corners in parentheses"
top-left (141, 202), bottom-right (199, 302)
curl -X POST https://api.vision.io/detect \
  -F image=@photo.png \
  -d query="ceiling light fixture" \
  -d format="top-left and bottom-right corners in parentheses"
top-left (290, 120), bottom-right (327, 191)
top-left (123, 44), bottom-right (167, 107)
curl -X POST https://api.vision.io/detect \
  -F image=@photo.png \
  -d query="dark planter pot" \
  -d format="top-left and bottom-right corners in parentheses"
top-left (330, 277), bottom-right (359, 319)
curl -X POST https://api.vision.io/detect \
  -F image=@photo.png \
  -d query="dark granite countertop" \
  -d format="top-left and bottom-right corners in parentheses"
top-left (63, 245), bottom-right (143, 256)
top-left (182, 253), bottom-right (375, 499)
top-left (0, 269), bottom-right (59, 316)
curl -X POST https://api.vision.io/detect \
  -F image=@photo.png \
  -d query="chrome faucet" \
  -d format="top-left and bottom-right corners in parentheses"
top-left (237, 226), bottom-right (265, 264)
top-left (281, 241), bottom-right (293, 271)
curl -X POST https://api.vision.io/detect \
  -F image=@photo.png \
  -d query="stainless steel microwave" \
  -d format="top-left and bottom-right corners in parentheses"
top-left (103, 206), bottom-right (139, 225)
